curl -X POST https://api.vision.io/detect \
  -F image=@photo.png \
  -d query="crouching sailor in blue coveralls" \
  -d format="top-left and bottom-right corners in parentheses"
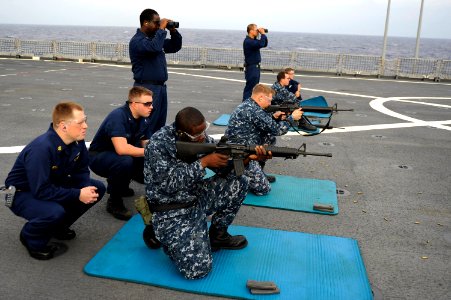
top-left (4, 102), bottom-right (105, 260)
top-left (143, 107), bottom-right (269, 279)
top-left (89, 87), bottom-right (154, 221)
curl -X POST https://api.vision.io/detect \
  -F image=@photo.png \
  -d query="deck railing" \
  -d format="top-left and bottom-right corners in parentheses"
top-left (1, 38), bottom-right (449, 81)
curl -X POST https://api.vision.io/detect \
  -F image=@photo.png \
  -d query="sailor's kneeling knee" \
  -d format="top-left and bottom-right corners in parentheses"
top-left (182, 263), bottom-right (212, 280)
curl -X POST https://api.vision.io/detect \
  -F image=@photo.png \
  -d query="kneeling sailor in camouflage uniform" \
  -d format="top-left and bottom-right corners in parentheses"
top-left (143, 107), bottom-right (269, 279)
top-left (226, 84), bottom-right (303, 195)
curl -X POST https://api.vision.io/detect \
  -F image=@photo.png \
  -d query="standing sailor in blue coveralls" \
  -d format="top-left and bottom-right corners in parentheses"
top-left (129, 8), bottom-right (182, 136)
top-left (89, 87), bottom-right (153, 221)
top-left (243, 23), bottom-right (268, 101)
top-left (4, 102), bottom-right (105, 260)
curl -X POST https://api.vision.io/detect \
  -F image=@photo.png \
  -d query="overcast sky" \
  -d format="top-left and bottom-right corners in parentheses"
top-left (0, 0), bottom-right (450, 39)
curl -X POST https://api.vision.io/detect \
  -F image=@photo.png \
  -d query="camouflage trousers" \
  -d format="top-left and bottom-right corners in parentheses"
top-left (244, 134), bottom-right (275, 196)
top-left (153, 173), bottom-right (249, 279)
top-left (244, 160), bottom-right (271, 195)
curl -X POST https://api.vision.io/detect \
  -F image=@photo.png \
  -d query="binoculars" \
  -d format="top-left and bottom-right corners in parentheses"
top-left (167, 21), bottom-right (179, 29)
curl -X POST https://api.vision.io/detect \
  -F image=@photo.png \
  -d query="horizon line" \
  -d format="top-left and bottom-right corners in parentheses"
top-left (0, 23), bottom-right (450, 40)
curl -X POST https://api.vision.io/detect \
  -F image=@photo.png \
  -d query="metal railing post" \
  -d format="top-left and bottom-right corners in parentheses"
top-left (14, 38), bottom-right (21, 58)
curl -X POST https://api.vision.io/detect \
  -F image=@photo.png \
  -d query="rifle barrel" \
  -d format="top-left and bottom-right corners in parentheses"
top-left (301, 105), bottom-right (354, 112)
top-left (301, 151), bottom-right (333, 157)
top-left (266, 105), bottom-right (353, 114)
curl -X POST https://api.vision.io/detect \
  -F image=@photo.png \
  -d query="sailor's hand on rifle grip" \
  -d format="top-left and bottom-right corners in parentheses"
top-left (273, 111), bottom-right (286, 120)
top-left (291, 108), bottom-right (303, 121)
top-left (200, 153), bottom-right (229, 168)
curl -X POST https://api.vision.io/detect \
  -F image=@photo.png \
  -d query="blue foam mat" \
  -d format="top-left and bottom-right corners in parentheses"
top-left (301, 96), bottom-right (332, 118)
top-left (84, 215), bottom-right (372, 300)
top-left (213, 114), bottom-right (231, 126)
top-left (205, 170), bottom-right (338, 215)
top-left (244, 174), bottom-right (338, 214)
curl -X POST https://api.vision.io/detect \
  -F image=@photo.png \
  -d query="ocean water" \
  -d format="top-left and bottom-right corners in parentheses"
top-left (1, 24), bottom-right (450, 60)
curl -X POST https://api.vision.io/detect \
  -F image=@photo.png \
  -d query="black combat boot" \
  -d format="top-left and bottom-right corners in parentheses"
top-left (20, 234), bottom-right (68, 260)
top-left (258, 161), bottom-right (276, 183)
top-left (53, 228), bottom-right (76, 240)
top-left (265, 174), bottom-right (276, 183)
top-left (143, 224), bottom-right (161, 249)
top-left (106, 197), bottom-right (132, 221)
top-left (121, 187), bottom-right (135, 197)
top-left (209, 225), bottom-right (248, 252)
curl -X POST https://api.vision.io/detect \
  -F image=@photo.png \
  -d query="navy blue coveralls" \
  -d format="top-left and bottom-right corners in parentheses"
top-left (129, 28), bottom-right (182, 136)
top-left (287, 79), bottom-right (302, 100)
top-left (5, 124), bottom-right (105, 251)
top-left (242, 34), bottom-right (268, 101)
top-left (89, 103), bottom-right (151, 199)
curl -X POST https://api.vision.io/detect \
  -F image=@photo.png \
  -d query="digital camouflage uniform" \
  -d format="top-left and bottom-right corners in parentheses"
top-left (271, 81), bottom-right (299, 105)
top-left (144, 124), bottom-right (249, 279)
top-left (225, 98), bottom-right (293, 195)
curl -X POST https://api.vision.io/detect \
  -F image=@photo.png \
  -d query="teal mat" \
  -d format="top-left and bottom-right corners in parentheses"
top-left (301, 96), bottom-right (332, 119)
top-left (206, 170), bottom-right (338, 215)
top-left (84, 215), bottom-right (372, 300)
top-left (213, 114), bottom-right (231, 126)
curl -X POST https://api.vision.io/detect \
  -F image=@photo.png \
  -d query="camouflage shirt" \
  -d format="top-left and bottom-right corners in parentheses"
top-left (225, 98), bottom-right (292, 145)
top-left (271, 81), bottom-right (298, 105)
top-left (144, 123), bottom-right (215, 209)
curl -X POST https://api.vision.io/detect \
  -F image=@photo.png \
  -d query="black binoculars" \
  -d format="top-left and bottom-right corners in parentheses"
top-left (167, 21), bottom-right (179, 29)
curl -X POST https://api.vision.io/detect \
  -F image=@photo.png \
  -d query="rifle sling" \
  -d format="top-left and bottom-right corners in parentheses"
top-left (301, 114), bottom-right (333, 137)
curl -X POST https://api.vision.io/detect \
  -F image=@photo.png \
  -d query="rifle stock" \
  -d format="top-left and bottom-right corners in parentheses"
top-left (176, 141), bottom-right (332, 176)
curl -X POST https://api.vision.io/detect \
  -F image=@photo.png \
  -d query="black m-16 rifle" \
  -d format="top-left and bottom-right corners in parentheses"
top-left (176, 140), bottom-right (332, 176)
top-left (266, 103), bottom-right (354, 114)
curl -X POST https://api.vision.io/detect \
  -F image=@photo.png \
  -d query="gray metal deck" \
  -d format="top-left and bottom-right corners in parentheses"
top-left (0, 58), bottom-right (450, 300)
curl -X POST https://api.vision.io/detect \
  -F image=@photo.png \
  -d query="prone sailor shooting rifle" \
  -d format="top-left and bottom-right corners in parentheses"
top-left (270, 71), bottom-right (354, 133)
top-left (266, 102), bottom-right (354, 132)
